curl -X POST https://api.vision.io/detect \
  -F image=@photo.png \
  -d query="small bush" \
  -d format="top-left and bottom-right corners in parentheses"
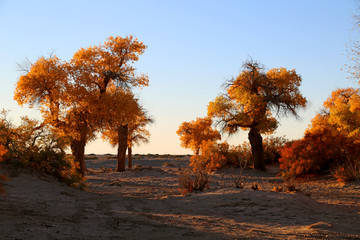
top-left (100, 167), bottom-right (113, 173)
top-left (332, 157), bottom-right (360, 183)
top-left (251, 183), bottom-right (262, 191)
top-left (0, 144), bottom-right (8, 194)
top-left (133, 164), bottom-right (144, 170)
top-left (190, 141), bottom-right (244, 172)
top-left (231, 160), bottom-right (248, 189)
top-left (162, 162), bottom-right (175, 167)
top-left (178, 168), bottom-right (209, 195)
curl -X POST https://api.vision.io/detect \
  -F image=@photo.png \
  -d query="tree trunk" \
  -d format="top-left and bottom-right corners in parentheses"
top-left (248, 127), bottom-right (266, 171)
top-left (195, 148), bottom-right (200, 155)
top-left (127, 146), bottom-right (132, 170)
top-left (70, 127), bottom-right (87, 176)
top-left (116, 125), bottom-right (128, 172)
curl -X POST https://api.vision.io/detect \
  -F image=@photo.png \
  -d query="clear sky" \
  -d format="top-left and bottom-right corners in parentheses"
top-left (0, 0), bottom-right (358, 154)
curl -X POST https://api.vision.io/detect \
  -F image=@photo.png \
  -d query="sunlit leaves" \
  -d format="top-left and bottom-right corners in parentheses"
top-left (14, 56), bottom-right (68, 122)
top-left (101, 90), bottom-right (142, 146)
top-left (208, 61), bottom-right (306, 135)
top-left (177, 117), bottom-right (221, 155)
top-left (208, 60), bottom-right (307, 171)
top-left (280, 88), bottom-right (360, 180)
top-left (71, 35), bottom-right (149, 91)
top-left (323, 88), bottom-right (360, 142)
top-left (14, 35), bottom-right (149, 175)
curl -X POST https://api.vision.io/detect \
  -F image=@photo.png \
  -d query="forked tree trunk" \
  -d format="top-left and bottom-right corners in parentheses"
top-left (248, 127), bottom-right (266, 172)
top-left (116, 125), bottom-right (128, 172)
top-left (127, 146), bottom-right (132, 170)
top-left (70, 126), bottom-right (87, 176)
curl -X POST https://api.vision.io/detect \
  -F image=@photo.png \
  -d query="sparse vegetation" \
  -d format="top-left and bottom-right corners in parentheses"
top-left (178, 168), bottom-right (210, 195)
top-left (0, 144), bottom-right (8, 194)
top-left (231, 160), bottom-right (248, 189)
top-left (162, 162), bottom-right (175, 167)
top-left (0, 110), bottom-right (85, 189)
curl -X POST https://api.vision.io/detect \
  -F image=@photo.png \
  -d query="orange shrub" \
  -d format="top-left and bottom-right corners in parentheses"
top-left (0, 144), bottom-right (7, 161)
top-left (279, 116), bottom-right (360, 179)
top-left (190, 141), bottom-right (240, 171)
top-left (0, 144), bottom-right (8, 194)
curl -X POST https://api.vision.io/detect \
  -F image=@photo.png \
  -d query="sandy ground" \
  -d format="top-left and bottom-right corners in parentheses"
top-left (0, 155), bottom-right (359, 239)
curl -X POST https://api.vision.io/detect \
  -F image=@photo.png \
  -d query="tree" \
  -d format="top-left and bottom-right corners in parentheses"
top-left (177, 117), bottom-right (221, 155)
top-left (101, 90), bottom-right (142, 172)
top-left (14, 36), bottom-right (149, 175)
top-left (127, 112), bottom-right (153, 169)
top-left (346, 5), bottom-right (360, 84)
top-left (208, 60), bottom-right (307, 171)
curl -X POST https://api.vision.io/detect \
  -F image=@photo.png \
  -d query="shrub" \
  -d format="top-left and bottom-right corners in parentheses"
top-left (190, 141), bottom-right (244, 172)
top-left (332, 156), bottom-right (360, 183)
top-left (232, 160), bottom-right (248, 189)
top-left (178, 168), bottom-right (209, 195)
top-left (162, 162), bottom-right (175, 167)
top-left (0, 113), bottom-right (85, 189)
top-left (279, 114), bottom-right (360, 182)
top-left (233, 142), bottom-right (252, 167)
top-left (0, 144), bottom-right (9, 194)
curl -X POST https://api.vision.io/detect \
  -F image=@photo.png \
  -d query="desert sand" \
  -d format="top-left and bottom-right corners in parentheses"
top-left (0, 155), bottom-right (359, 239)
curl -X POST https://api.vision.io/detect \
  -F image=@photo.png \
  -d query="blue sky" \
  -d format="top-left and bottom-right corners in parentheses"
top-left (0, 0), bottom-right (358, 154)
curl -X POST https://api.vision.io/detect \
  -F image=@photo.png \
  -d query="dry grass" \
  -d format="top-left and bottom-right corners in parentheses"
top-left (178, 168), bottom-right (210, 195)
top-left (332, 157), bottom-right (360, 183)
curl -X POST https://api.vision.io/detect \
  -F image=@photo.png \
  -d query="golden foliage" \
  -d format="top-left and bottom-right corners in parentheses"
top-left (0, 112), bottom-right (84, 189)
top-left (280, 88), bottom-right (360, 182)
top-left (208, 62), bottom-right (307, 135)
top-left (101, 90), bottom-right (142, 146)
top-left (177, 117), bottom-right (221, 155)
top-left (323, 88), bottom-right (360, 142)
top-left (14, 35), bottom-right (149, 175)
top-left (190, 140), bottom-right (240, 172)
top-left (0, 144), bottom-right (7, 161)
top-left (208, 60), bottom-right (306, 171)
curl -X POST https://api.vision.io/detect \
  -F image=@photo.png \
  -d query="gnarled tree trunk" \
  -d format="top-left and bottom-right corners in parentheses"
top-left (116, 124), bottom-right (128, 172)
top-left (70, 126), bottom-right (87, 176)
top-left (127, 146), bottom-right (132, 170)
top-left (248, 127), bottom-right (266, 171)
